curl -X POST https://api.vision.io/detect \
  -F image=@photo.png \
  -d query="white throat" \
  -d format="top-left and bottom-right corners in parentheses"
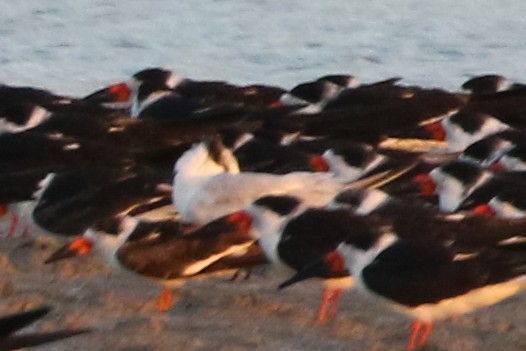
top-left (246, 205), bottom-right (295, 266)
top-left (84, 216), bottom-right (139, 266)
top-left (340, 231), bottom-right (398, 280)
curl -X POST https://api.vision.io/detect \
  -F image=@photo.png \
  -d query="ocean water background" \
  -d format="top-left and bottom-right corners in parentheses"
top-left (1, 1), bottom-right (525, 96)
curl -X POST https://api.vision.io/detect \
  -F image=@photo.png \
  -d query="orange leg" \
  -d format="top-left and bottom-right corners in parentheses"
top-left (157, 287), bottom-right (174, 312)
top-left (317, 288), bottom-right (341, 323)
top-left (327, 289), bottom-right (342, 320)
top-left (407, 320), bottom-right (433, 350)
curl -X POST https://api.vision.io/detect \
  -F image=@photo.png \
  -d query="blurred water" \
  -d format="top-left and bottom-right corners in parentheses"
top-left (1, 1), bottom-right (525, 96)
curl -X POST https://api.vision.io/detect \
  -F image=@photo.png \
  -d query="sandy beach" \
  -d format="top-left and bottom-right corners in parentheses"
top-left (1, 225), bottom-right (525, 351)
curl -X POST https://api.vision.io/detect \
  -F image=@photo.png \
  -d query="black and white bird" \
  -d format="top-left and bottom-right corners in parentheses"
top-left (0, 306), bottom-right (90, 351)
top-left (222, 195), bottom-right (370, 321)
top-left (280, 218), bottom-right (526, 350)
top-left (412, 159), bottom-right (526, 213)
top-left (424, 110), bottom-right (511, 152)
top-left (333, 188), bottom-right (526, 248)
top-left (45, 212), bottom-right (263, 311)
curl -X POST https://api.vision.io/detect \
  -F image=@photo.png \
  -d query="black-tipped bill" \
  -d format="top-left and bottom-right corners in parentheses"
top-left (44, 237), bottom-right (93, 264)
top-left (0, 306), bottom-right (51, 339)
top-left (278, 258), bottom-right (331, 290)
top-left (0, 328), bottom-right (91, 350)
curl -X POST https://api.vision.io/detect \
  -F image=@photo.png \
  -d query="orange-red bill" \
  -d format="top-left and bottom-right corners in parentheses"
top-left (309, 155), bottom-right (330, 172)
top-left (107, 82), bottom-right (132, 102)
top-left (472, 204), bottom-right (496, 216)
top-left (423, 121), bottom-right (446, 141)
top-left (225, 210), bottom-right (253, 234)
top-left (269, 100), bottom-right (284, 108)
top-left (44, 236), bottom-right (93, 264)
top-left (490, 161), bottom-right (505, 172)
top-left (412, 173), bottom-right (437, 196)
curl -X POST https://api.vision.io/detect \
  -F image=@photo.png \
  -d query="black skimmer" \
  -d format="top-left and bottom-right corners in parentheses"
top-left (0, 102), bottom-right (51, 134)
top-left (83, 67), bottom-right (183, 115)
top-left (266, 85), bottom-right (464, 143)
top-left (224, 126), bottom-right (420, 177)
top-left (310, 143), bottom-right (387, 180)
top-left (279, 79), bottom-right (346, 114)
top-left (87, 67), bottom-right (286, 113)
top-left (333, 188), bottom-right (526, 248)
top-left (131, 67), bottom-right (284, 108)
top-left (26, 109), bottom-right (243, 166)
top-left (223, 128), bottom-right (398, 176)
top-left (0, 171), bottom-right (53, 238)
top-left (0, 81), bottom-right (124, 118)
top-left (310, 143), bottom-right (420, 185)
top-left (463, 82), bottom-right (526, 129)
top-left (282, 73), bottom-right (360, 107)
top-left (0, 130), bottom-right (135, 176)
top-left (280, 222), bottom-right (526, 350)
top-left (131, 82), bottom-right (203, 119)
top-left (461, 74), bottom-right (510, 95)
top-left (322, 77), bottom-right (408, 110)
top-left (0, 305), bottom-right (90, 351)
top-left (130, 82), bottom-right (267, 145)
top-left (487, 189), bottom-right (526, 219)
top-left (458, 132), bottom-right (519, 167)
top-left (413, 159), bottom-right (526, 212)
top-left (83, 67), bottom-right (180, 110)
top-left (0, 110), bottom-right (188, 228)
top-left (316, 74), bottom-right (360, 89)
top-left (225, 194), bottom-right (368, 322)
top-left (27, 167), bottom-right (171, 237)
top-left (0, 83), bottom-right (73, 109)
top-left (496, 143), bottom-right (526, 171)
top-left (46, 212), bottom-right (263, 311)
top-left (424, 110), bottom-right (511, 152)
top-left (221, 129), bottom-right (315, 174)
top-left (175, 80), bottom-right (286, 108)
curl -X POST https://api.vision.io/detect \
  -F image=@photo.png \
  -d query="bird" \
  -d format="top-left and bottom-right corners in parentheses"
top-left (221, 194), bottom-right (370, 322)
top-left (424, 110), bottom-right (511, 152)
top-left (332, 188), bottom-right (526, 248)
top-left (85, 67), bottom-right (287, 114)
top-left (278, 78), bottom-right (347, 114)
top-left (461, 74), bottom-right (510, 95)
top-left (264, 84), bottom-right (464, 144)
top-left (458, 131), bottom-right (519, 167)
top-left (485, 188), bottom-right (526, 219)
top-left (171, 137), bottom-right (392, 225)
top-left (255, 187), bottom-right (526, 322)
top-left (0, 102), bottom-right (52, 134)
top-left (412, 159), bottom-right (526, 212)
top-left (2, 166), bottom-right (171, 239)
top-left (280, 218), bottom-right (526, 350)
top-left (45, 212), bottom-right (263, 311)
top-left (463, 80), bottom-right (526, 129)
top-left (0, 305), bottom-right (90, 351)
top-left (495, 143), bottom-right (526, 171)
